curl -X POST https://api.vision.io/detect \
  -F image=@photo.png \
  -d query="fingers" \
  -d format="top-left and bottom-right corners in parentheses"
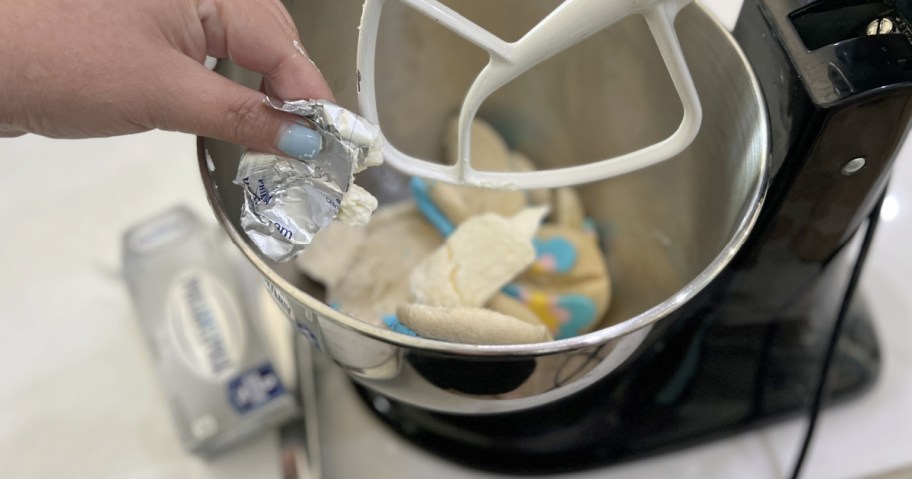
top-left (198, 0), bottom-right (333, 102)
top-left (150, 54), bottom-right (321, 160)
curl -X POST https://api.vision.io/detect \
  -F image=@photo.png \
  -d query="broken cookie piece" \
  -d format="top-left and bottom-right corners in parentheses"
top-left (397, 303), bottom-right (552, 345)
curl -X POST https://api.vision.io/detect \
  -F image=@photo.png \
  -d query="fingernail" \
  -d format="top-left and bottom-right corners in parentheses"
top-left (277, 123), bottom-right (322, 160)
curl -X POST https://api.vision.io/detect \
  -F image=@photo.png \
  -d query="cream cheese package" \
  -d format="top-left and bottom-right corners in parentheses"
top-left (122, 206), bottom-right (298, 455)
top-left (234, 99), bottom-right (382, 263)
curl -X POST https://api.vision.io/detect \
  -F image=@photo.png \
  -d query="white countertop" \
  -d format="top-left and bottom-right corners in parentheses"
top-left (0, 131), bottom-right (286, 479)
top-left (2, 2), bottom-right (912, 478)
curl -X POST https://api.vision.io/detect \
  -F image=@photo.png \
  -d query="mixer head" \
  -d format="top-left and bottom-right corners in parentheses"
top-left (357, 0), bottom-right (703, 189)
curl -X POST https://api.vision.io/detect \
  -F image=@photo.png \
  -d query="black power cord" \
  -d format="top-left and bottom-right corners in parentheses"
top-left (789, 190), bottom-right (887, 479)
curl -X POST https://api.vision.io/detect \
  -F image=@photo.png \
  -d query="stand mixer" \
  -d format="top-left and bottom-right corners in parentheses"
top-left (198, 0), bottom-right (912, 475)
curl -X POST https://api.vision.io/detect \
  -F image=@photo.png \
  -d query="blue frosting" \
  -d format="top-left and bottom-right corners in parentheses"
top-left (532, 236), bottom-right (577, 273)
top-left (383, 314), bottom-right (419, 337)
top-left (554, 294), bottom-right (597, 339)
top-left (410, 177), bottom-right (455, 237)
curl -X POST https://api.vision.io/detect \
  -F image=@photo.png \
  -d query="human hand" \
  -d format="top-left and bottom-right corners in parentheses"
top-left (0, 0), bottom-right (332, 160)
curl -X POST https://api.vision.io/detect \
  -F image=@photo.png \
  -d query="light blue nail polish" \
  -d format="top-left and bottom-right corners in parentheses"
top-left (278, 123), bottom-right (322, 160)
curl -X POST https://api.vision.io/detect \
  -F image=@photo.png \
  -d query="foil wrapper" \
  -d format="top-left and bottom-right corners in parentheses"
top-left (268, 99), bottom-right (383, 174)
top-left (234, 99), bottom-right (383, 263)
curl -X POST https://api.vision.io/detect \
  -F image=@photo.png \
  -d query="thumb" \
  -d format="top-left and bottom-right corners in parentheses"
top-left (148, 55), bottom-right (322, 161)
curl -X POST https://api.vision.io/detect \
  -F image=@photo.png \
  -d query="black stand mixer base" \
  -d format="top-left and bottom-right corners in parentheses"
top-left (354, 297), bottom-right (880, 475)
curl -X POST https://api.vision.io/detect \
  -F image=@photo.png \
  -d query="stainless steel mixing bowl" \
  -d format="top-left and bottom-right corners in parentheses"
top-left (198, 0), bottom-right (768, 414)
